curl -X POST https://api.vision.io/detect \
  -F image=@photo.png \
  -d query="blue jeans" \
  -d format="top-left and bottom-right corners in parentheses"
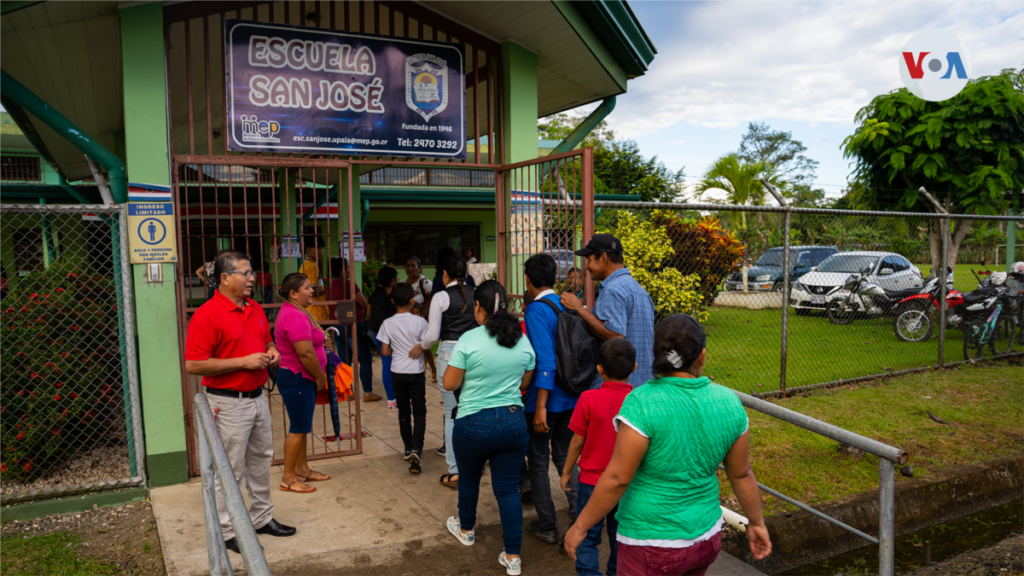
top-left (436, 341), bottom-right (458, 475)
top-left (335, 321), bottom-right (373, 394)
top-left (576, 481), bottom-right (618, 576)
top-left (452, 406), bottom-right (529, 555)
top-left (369, 332), bottom-right (396, 402)
top-left (276, 367), bottom-right (317, 434)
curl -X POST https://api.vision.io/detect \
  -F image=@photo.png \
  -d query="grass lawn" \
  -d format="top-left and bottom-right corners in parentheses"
top-left (703, 302), bottom-right (1023, 394)
top-left (717, 362), bottom-right (1024, 517)
top-left (0, 531), bottom-right (120, 576)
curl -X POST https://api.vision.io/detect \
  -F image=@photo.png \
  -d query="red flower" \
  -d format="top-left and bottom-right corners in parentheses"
top-left (17, 390), bottom-right (25, 397)
top-left (43, 294), bottom-right (50, 298)
top-left (1, 464), bottom-right (7, 472)
top-left (53, 394), bottom-right (62, 401)
top-left (30, 372), bottom-right (39, 379)
top-left (16, 351), bottom-right (25, 358)
top-left (70, 326), bottom-right (80, 332)
top-left (30, 293), bottom-right (40, 299)
top-left (16, 433), bottom-right (25, 441)
top-left (23, 463), bottom-right (32, 471)
top-left (67, 273), bottom-right (79, 278)
top-left (51, 427), bottom-right (60, 435)
top-left (4, 307), bottom-right (13, 314)
top-left (60, 352), bottom-right (68, 358)
top-left (69, 393), bottom-right (78, 399)
top-left (55, 382), bottom-right (63, 388)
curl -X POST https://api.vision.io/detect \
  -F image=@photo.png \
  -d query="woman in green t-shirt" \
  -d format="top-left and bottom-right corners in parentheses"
top-left (441, 280), bottom-right (535, 576)
top-left (564, 314), bottom-right (772, 576)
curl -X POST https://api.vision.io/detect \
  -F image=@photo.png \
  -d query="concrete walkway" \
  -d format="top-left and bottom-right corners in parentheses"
top-left (150, 359), bottom-right (764, 576)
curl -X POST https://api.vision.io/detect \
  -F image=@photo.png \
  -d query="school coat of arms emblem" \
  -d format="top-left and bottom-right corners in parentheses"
top-left (406, 53), bottom-right (448, 122)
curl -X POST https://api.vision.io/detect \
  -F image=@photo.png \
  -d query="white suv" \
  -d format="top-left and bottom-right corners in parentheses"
top-left (790, 251), bottom-right (922, 312)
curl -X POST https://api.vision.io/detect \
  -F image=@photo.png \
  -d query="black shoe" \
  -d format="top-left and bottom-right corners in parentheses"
top-left (436, 445), bottom-right (446, 457)
top-left (409, 458), bottom-right (421, 475)
top-left (255, 518), bottom-right (296, 537)
top-left (519, 480), bottom-right (533, 504)
top-left (224, 537), bottom-right (262, 554)
top-left (224, 537), bottom-right (241, 554)
top-left (404, 449), bottom-right (413, 461)
top-left (410, 450), bottom-right (421, 463)
top-left (528, 519), bottom-right (559, 545)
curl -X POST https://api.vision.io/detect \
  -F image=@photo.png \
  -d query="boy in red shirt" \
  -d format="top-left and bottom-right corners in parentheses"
top-left (560, 339), bottom-right (636, 576)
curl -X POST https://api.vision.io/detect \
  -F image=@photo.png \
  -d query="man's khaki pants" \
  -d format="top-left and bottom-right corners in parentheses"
top-left (206, 392), bottom-right (275, 540)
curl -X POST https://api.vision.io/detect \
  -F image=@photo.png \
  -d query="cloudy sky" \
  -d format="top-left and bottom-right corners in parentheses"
top-left (580, 1), bottom-right (1024, 198)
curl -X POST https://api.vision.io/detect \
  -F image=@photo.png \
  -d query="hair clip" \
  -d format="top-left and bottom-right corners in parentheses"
top-left (494, 297), bottom-right (501, 314)
top-left (666, 350), bottom-right (684, 369)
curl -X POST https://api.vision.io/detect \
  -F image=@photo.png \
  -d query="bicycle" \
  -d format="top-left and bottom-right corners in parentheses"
top-left (963, 292), bottom-right (1017, 361)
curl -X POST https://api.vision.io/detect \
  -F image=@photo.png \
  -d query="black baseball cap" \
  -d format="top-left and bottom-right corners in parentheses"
top-left (575, 233), bottom-right (623, 257)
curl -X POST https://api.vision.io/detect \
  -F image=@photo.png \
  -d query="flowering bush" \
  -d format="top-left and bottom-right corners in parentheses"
top-left (1, 256), bottom-right (124, 483)
top-left (614, 212), bottom-right (707, 322)
top-left (647, 211), bottom-right (746, 306)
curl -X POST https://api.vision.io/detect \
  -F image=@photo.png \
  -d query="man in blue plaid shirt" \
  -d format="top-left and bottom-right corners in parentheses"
top-left (560, 234), bottom-right (656, 388)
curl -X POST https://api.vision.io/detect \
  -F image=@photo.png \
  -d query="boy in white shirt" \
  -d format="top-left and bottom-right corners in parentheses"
top-left (378, 283), bottom-right (430, 474)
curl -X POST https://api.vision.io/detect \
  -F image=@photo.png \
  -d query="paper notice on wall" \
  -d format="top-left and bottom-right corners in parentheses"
top-left (340, 232), bottom-right (366, 262)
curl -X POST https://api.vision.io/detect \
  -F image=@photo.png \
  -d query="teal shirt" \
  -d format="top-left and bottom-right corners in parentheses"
top-left (448, 325), bottom-right (536, 419)
top-left (614, 376), bottom-right (748, 541)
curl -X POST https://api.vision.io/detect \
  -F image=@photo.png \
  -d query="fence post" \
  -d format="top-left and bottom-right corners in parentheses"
top-left (582, 147), bottom-right (595, 308)
top-left (761, 177), bottom-right (790, 393)
top-left (878, 458), bottom-right (895, 576)
top-left (939, 216), bottom-right (949, 368)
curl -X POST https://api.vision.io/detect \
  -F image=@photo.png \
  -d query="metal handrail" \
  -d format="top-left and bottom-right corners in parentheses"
top-left (733, 390), bottom-right (907, 576)
top-left (194, 393), bottom-right (272, 576)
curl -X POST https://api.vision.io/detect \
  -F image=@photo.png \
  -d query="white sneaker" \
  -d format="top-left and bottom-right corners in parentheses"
top-left (446, 516), bottom-right (474, 546)
top-left (499, 551), bottom-right (522, 575)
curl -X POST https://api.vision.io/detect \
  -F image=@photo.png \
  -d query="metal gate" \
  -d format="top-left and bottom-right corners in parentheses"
top-left (0, 204), bottom-right (145, 503)
top-left (173, 162), bottom-right (366, 475)
top-left (497, 148), bottom-right (596, 312)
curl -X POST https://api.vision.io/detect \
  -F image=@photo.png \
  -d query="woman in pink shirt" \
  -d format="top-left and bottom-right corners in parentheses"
top-left (274, 273), bottom-right (332, 493)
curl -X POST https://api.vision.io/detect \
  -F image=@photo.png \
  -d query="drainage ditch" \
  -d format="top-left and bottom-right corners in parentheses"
top-left (780, 499), bottom-right (1023, 575)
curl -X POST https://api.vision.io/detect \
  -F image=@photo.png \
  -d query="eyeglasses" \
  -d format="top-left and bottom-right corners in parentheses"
top-left (225, 270), bottom-right (255, 279)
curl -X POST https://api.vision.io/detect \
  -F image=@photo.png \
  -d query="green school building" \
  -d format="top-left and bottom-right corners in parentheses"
top-left (0, 0), bottom-right (655, 496)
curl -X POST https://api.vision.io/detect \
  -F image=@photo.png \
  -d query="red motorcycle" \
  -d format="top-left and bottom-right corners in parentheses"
top-left (893, 269), bottom-right (1008, 343)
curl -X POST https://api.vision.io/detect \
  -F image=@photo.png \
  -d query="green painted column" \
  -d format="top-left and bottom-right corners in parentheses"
top-left (501, 42), bottom-right (538, 295)
top-left (501, 42), bottom-right (539, 165)
top-left (119, 3), bottom-right (187, 487)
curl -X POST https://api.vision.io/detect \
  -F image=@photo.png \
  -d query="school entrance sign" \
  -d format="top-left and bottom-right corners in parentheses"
top-left (225, 20), bottom-right (466, 159)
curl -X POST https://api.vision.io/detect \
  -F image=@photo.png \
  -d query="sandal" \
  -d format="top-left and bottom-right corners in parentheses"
top-left (279, 479), bottom-right (316, 493)
top-left (440, 473), bottom-right (459, 488)
top-left (298, 469), bottom-right (331, 482)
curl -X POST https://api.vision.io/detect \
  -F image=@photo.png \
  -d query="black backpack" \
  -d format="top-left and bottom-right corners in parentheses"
top-left (535, 298), bottom-right (601, 397)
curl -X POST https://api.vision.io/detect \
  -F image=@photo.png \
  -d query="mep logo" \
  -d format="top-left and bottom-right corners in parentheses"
top-left (899, 30), bottom-right (972, 102)
top-left (239, 115), bottom-right (281, 142)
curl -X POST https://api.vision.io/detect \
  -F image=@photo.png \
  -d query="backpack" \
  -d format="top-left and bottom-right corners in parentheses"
top-left (535, 298), bottom-right (601, 397)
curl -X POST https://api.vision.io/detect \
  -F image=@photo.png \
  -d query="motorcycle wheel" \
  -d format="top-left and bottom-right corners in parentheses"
top-left (826, 297), bottom-right (857, 325)
top-left (893, 304), bottom-right (933, 342)
top-left (963, 318), bottom-right (987, 361)
top-left (990, 313), bottom-right (1015, 356)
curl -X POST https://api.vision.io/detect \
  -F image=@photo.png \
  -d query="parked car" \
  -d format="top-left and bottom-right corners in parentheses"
top-left (724, 246), bottom-right (838, 292)
top-left (790, 251), bottom-right (922, 313)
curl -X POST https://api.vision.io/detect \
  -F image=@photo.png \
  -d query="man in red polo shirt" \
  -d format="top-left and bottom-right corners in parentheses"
top-left (185, 250), bottom-right (295, 553)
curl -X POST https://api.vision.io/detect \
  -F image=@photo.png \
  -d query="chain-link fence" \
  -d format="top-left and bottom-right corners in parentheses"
top-left (593, 201), bottom-right (1024, 396)
top-left (1, 204), bottom-right (145, 503)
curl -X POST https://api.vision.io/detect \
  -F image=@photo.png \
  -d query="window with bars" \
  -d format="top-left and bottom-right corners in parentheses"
top-left (359, 167), bottom-right (494, 188)
top-left (13, 228), bottom-right (61, 273)
top-left (1, 154), bottom-right (42, 182)
top-left (363, 224), bottom-right (480, 267)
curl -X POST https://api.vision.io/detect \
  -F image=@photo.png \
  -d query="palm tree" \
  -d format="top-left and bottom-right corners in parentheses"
top-left (694, 153), bottom-right (781, 246)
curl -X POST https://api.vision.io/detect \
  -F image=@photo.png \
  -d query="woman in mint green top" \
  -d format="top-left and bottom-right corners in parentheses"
top-left (442, 280), bottom-right (535, 575)
top-left (564, 314), bottom-right (772, 576)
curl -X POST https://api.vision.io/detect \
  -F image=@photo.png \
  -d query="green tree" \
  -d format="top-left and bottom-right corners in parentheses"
top-left (842, 69), bottom-right (1023, 272)
top-left (694, 153), bottom-right (781, 244)
top-left (538, 113), bottom-right (684, 202)
top-left (537, 111), bottom-right (616, 149)
top-left (738, 121), bottom-right (827, 207)
top-left (594, 141), bottom-right (685, 202)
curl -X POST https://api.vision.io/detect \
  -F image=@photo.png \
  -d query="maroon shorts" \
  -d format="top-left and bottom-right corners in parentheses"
top-left (618, 532), bottom-right (722, 576)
